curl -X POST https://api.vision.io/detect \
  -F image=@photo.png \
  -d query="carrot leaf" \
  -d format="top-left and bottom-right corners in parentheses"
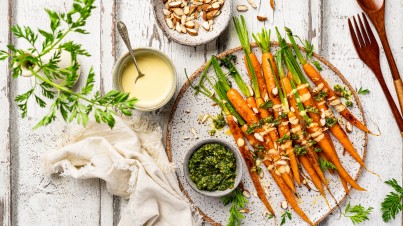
top-left (280, 210), bottom-right (292, 226)
top-left (381, 179), bottom-right (403, 222)
top-left (342, 202), bottom-right (373, 225)
top-left (312, 60), bottom-right (322, 71)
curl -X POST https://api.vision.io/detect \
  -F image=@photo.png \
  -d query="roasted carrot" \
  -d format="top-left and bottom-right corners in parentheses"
top-left (227, 88), bottom-right (259, 125)
top-left (299, 155), bottom-right (326, 197)
top-left (227, 115), bottom-right (275, 215)
top-left (233, 16), bottom-right (268, 100)
top-left (270, 170), bottom-right (314, 226)
top-left (285, 27), bottom-right (371, 133)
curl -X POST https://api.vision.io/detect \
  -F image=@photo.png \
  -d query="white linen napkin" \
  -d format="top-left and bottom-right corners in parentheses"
top-left (43, 116), bottom-right (197, 226)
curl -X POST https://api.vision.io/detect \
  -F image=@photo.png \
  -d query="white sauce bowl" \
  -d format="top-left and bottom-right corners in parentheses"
top-left (112, 48), bottom-right (177, 111)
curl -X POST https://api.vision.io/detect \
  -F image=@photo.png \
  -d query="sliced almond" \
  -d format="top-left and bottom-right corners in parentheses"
top-left (163, 9), bottom-right (171, 16)
top-left (257, 16), bottom-right (267, 21)
top-left (206, 10), bottom-right (217, 20)
top-left (173, 8), bottom-right (184, 16)
top-left (166, 18), bottom-right (174, 29)
top-left (181, 15), bottom-right (186, 24)
top-left (247, 0), bottom-right (257, 8)
top-left (237, 5), bottom-right (248, 12)
top-left (211, 2), bottom-right (220, 9)
top-left (180, 24), bottom-right (187, 33)
top-left (201, 21), bottom-right (210, 30)
top-left (169, 1), bottom-right (182, 8)
top-left (203, 0), bottom-right (211, 3)
top-left (187, 28), bottom-right (198, 36)
top-left (346, 122), bottom-right (353, 133)
top-left (281, 200), bottom-right (288, 209)
top-left (189, 5), bottom-right (197, 14)
top-left (237, 138), bottom-right (245, 147)
top-left (185, 21), bottom-right (195, 28)
top-left (184, 6), bottom-right (190, 14)
top-left (201, 3), bottom-right (210, 11)
top-left (194, 21), bottom-right (200, 31)
top-left (175, 22), bottom-right (181, 32)
top-left (242, 190), bottom-right (251, 198)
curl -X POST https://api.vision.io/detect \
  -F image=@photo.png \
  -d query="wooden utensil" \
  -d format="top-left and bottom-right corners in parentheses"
top-left (348, 14), bottom-right (403, 137)
top-left (356, 0), bottom-right (403, 112)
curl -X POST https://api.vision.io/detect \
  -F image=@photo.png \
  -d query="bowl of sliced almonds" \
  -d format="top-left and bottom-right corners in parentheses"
top-left (152, 0), bottom-right (232, 46)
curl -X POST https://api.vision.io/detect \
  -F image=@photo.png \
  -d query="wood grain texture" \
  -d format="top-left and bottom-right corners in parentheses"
top-left (0, 0), bottom-right (402, 225)
top-left (0, 0), bottom-right (11, 225)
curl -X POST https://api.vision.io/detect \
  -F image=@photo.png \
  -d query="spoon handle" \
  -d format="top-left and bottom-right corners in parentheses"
top-left (117, 21), bottom-right (142, 74)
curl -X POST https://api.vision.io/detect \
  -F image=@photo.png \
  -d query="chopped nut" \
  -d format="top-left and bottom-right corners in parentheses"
top-left (247, 0), bottom-right (257, 8)
top-left (281, 200), bottom-right (288, 209)
top-left (201, 21), bottom-right (210, 31)
top-left (201, 114), bottom-right (210, 123)
top-left (236, 5), bottom-right (248, 12)
top-left (239, 208), bottom-right (249, 213)
top-left (242, 190), bottom-right (251, 198)
top-left (186, 28), bottom-right (198, 36)
top-left (272, 87), bottom-right (278, 96)
top-left (254, 133), bottom-right (264, 142)
top-left (185, 109), bottom-right (191, 113)
top-left (169, 2), bottom-right (182, 8)
top-left (346, 122), bottom-right (353, 133)
top-left (257, 16), bottom-right (267, 21)
top-left (270, 0), bottom-right (275, 9)
top-left (191, 128), bottom-right (199, 139)
top-left (237, 138), bottom-right (245, 147)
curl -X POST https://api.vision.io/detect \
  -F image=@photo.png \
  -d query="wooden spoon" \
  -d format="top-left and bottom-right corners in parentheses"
top-left (356, 0), bottom-right (403, 112)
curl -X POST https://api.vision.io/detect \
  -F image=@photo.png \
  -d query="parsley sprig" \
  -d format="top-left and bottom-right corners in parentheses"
top-left (342, 202), bottom-right (373, 224)
top-left (0, 0), bottom-right (137, 129)
top-left (280, 210), bottom-right (292, 226)
top-left (381, 179), bottom-right (403, 222)
top-left (221, 188), bottom-right (248, 226)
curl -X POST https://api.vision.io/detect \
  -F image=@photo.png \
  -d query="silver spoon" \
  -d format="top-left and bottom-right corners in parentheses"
top-left (117, 21), bottom-right (145, 83)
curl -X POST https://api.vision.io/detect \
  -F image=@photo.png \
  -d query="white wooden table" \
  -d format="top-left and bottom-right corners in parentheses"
top-left (0, 0), bottom-right (402, 225)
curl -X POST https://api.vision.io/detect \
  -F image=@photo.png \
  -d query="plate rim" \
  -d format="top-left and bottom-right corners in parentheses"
top-left (151, 0), bottom-right (233, 47)
top-left (165, 42), bottom-right (368, 225)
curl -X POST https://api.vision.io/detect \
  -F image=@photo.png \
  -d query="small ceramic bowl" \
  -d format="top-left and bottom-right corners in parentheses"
top-left (112, 48), bottom-right (177, 111)
top-left (152, 0), bottom-right (233, 46)
top-left (183, 139), bottom-right (243, 197)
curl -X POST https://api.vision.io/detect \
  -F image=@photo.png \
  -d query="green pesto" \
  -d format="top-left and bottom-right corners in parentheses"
top-left (188, 143), bottom-right (236, 191)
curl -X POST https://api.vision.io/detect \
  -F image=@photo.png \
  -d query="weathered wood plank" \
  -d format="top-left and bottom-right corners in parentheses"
top-left (8, 1), bottom-right (102, 225)
top-left (320, 0), bottom-right (403, 225)
top-left (99, 0), bottom-right (117, 225)
top-left (0, 0), bottom-right (11, 225)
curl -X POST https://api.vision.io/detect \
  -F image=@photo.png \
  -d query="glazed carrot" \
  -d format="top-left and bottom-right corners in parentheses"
top-left (340, 175), bottom-right (350, 195)
top-left (233, 16), bottom-right (268, 100)
top-left (269, 50), bottom-right (302, 185)
top-left (270, 170), bottom-right (314, 226)
top-left (227, 88), bottom-right (259, 125)
top-left (245, 53), bottom-right (268, 100)
top-left (285, 28), bottom-right (371, 133)
top-left (227, 115), bottom-right (275, 215)
top-left (299, 155), bottom-right (326, 197)
top-left (241, 125), bottom-right (296, 193)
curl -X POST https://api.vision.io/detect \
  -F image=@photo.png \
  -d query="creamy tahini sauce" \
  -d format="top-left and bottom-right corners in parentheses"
top-left (121, 53), bottom-right (173, 108)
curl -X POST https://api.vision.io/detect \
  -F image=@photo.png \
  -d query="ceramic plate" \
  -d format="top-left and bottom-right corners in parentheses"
top-left (152, 0), bottom-right (232, 46)
top-left (166, 43), bottom-right (367, 225)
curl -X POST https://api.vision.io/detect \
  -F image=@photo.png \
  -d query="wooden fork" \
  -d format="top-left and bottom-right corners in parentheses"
top-left (348, 13), bottom-right (403, 136)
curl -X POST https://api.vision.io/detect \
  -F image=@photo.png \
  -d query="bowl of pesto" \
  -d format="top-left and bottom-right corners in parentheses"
top-left (183, 139), bottom-right (243, 197)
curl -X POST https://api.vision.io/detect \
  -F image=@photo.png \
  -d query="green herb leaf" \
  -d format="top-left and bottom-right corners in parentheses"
top-left (259, 101), bottom-right (274, 110)
top-left (0, 0), bottom-right (137, 129)
top-left (278, 134), bottom-right (290, 144)
top-left (381, 179), bottom-right (403, 222)
top-left (221, 188), bottom-right (248, 226)
top-left (342, 202), bottom-right (373, 224)
top-left (319, 158), bottom-right (337, 172)
top-left (280, 211), bottom-right (292, 226)
top-left (312, 60), bottom-right (322, 71)
top-left (325, 117), bottom-right (338, 128)
top-left (357, 87), bottom-right (370, 95)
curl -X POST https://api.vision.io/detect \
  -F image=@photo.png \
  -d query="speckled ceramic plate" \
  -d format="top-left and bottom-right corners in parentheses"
top-left (166, 43), bottom-right (368, 225)
top-left (152, 0), bottom-right (232, 46)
